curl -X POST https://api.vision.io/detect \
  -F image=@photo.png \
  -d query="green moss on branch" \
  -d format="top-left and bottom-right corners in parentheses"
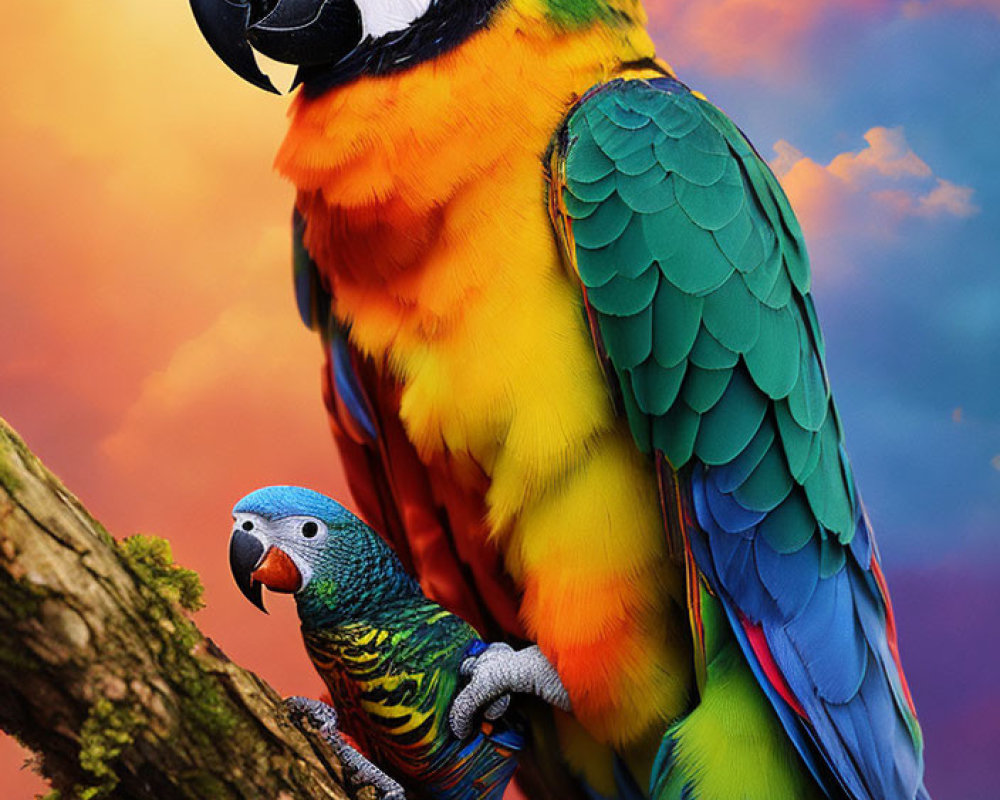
top-left (76, 698), bottom-right (145, 799)
top-left (118, 535), bottom-right (205, 612)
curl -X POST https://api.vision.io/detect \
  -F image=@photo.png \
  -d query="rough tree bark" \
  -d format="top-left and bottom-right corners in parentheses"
top-left (0, 417), bottom-right (351, 800)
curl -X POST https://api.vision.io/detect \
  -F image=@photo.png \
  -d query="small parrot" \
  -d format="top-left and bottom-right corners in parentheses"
top-left (228, 485), bottom-right (571, 800)
top-left (193, 1), bottom-right (930, 798)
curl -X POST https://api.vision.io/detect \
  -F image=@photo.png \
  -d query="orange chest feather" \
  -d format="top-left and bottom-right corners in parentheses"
top-left (275, 14), bottom-right (658, 468)
top-left (276, 13), bottom-right (654, 347)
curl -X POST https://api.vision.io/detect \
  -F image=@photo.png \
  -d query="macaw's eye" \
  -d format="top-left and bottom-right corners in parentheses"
top-left (301, 521), bottom-right (319, 538)
top-left (242, 521), bottom-right (254, 531)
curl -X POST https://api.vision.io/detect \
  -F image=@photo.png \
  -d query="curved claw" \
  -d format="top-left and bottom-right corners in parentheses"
top-left (285, 695), bottom-right (339, 735)
top-left (449, 644), bottom-right (571, 740)
top-left (483, 693), bottom-right (511, 721)
top-left (285, 696), bottom-right (406, 800)
top-left (190, 0), bottom-right (279, 92)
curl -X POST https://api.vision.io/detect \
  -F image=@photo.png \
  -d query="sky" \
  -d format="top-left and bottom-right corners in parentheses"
top-left (1, 1), bottom-right (998, 797)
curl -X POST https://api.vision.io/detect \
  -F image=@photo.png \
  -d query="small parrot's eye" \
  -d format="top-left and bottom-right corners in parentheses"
top-left (242, 521), bottom-right (254, 531)
top-left (301, 521), bottom-right (319, 538)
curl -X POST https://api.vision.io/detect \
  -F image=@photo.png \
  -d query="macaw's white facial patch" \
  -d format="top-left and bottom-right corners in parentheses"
top-left (355, 0), bottom-right (435, 39)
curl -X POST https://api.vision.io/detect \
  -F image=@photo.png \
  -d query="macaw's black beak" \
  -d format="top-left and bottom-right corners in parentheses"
top-left (229, 529), bottom-right (268, 613)
top-left (190, 0), bottom-right (363, 93)
top-left (248, 0), bottom-right (363, 67)
top-left (190, 0), bottom-right (279, 93)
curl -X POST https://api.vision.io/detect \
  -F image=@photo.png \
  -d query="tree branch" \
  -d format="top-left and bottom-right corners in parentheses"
top-left (0, 417), bottom-right (350, 800)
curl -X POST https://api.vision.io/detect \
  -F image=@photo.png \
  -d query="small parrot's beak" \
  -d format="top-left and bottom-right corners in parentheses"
top-left (189, 0), bottom-right (363, 93)
top-left (252, 546), bottom-right (303, 593)
top-left (229, 528), bottom-right (268, 612)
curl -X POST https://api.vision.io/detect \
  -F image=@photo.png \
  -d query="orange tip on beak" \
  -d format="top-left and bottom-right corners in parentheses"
top-left (251, 547), bottom-right (302, 593)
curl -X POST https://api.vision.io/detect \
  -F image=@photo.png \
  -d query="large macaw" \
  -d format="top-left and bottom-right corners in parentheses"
top-left (191, 0), bottom-right (929, 797)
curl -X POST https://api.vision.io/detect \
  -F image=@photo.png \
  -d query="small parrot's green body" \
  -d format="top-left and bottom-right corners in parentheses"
top-left (299, 595), bottom-right (519, 799)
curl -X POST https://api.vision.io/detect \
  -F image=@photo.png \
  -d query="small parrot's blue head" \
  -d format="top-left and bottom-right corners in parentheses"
top-left (229, 486), bottom-right (419, 626)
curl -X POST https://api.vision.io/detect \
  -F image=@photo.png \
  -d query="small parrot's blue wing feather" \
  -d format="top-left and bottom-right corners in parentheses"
top-left (552, 76), bottom-right (927, 800)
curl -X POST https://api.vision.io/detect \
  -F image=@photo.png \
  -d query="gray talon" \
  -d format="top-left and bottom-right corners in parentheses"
top-left (285, 696), bottom-right (406, 799)
top-left (483, 694), bottom-right (510, 720)
top-left (449, 644), bottom-right (570, 739)
top-left (459, 653), bottom-right (511, 720)
top-left (286, 694), bottom-right (339, 735)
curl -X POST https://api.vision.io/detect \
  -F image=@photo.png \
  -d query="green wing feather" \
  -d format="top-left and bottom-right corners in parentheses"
top-left (555, 78), bottom-right (854, 539)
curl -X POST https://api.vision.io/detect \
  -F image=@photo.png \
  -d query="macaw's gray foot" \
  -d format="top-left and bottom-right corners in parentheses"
top-left (449, 644), bottom-right (571, 739)
top-left (285, 696), bottom-right (406, 800)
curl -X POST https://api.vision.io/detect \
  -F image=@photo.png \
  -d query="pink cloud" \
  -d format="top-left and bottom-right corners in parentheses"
top-left (873, 179), bottom-right (979, 219)
top-left (770, 140), bottom-right (854, 238)
top-left (770, 127), bottom-right (978, 283)
top-left (915, 179), bottom-right (979, 217)
top-left (903, 0), bottom-right (1000, 18)
top-left (826, 127), bottom-right (933, 183)
top-left (646, 0), bottom-right (894, 75)
top-left (643, 0), bottom-right (996, 77)
top-left (772, 126), bottom-right (976, 232)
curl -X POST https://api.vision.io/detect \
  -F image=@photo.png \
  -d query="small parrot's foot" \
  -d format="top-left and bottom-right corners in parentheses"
top-left (285, 696), bottom-right (406, 800)
top-left (449, 644), bottom-right (571, 739)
